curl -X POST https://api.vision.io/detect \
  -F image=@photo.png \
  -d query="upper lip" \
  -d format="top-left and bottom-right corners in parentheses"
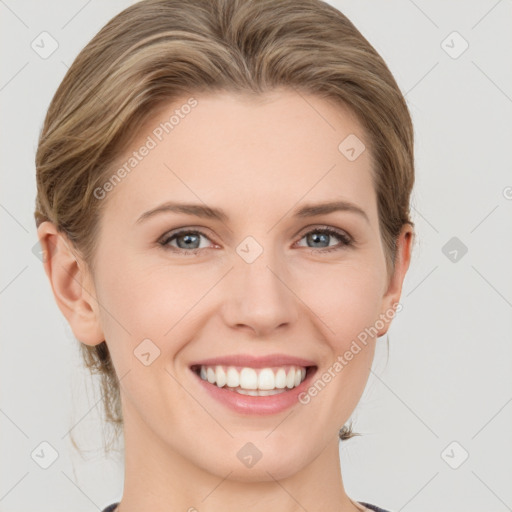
top-left (189, 353), bottom-right (317, 369)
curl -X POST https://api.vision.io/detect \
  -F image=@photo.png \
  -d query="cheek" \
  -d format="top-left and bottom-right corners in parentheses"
top-left (94, 255), bottom-right (213, 357)
top-left (294, 260), bottom-right (386, 346)
top-left (92, 260), bottom-right (199, 411)
top-left (289, 266), bottom-right (382, 433)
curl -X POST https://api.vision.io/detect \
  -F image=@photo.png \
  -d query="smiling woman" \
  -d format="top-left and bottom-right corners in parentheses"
top-left (34, 1), bottom-right (414, 511)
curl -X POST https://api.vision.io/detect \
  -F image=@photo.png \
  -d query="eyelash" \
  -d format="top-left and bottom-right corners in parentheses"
top-left (158, 226), bottom-right (353, 256)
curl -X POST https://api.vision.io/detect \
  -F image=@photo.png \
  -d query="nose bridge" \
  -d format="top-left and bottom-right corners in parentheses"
top-left (223, 235), bottom-right (298, 335)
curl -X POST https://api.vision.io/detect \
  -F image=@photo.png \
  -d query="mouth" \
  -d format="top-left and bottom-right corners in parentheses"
top-left (190, 364), bottom-right (317, 396)
top-left (189, 357), bottom-right (318, 415)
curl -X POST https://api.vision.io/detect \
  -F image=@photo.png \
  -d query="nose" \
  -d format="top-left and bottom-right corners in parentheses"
top-left (220, 246), bottom-right (299, 337)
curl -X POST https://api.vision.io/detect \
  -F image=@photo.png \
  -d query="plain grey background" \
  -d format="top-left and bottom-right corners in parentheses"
top-left (1, 1), bottom-right (511, 511)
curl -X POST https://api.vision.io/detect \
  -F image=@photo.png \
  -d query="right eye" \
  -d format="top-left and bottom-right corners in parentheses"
top-left (159, 229), bottom-right (214, 255)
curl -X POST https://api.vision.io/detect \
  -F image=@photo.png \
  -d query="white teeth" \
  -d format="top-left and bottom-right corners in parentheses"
top-left (226, 367), bottom-right (239, 387)
top-left (275, 368), bottom-right (287, 388)
top-left (215, 366), bottom-right (227, 387)
top-left (286, 368), bottom-right (296, 388)
top-left (294, 369), bottom-right (302, 387)
top-left (239, 368), bottom-right (258, 389)
top-left (196, 364), bottom-right (309, 392)
top-left (258, 368), bottom-right (276, 390)
top-left (235, 388), bottom-right (285, 396)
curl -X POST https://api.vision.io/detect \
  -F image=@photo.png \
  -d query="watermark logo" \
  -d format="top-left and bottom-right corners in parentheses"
top-left (441, 31), bottom-right (469, 60)
top-left (31, 441), bottom-right (59, 469)
top-left (236, 236), bottom-right (264, 264)
top-left (31, 31), bottom-right (58, 59)
top-left (441, 441), bottom-right (469, 469)
top-left (31, 239), bottom-right (57, 262)
top-left (236, 442), bottom-right (263, 468)
top-left (442, 236), bottom-right (468, 263)
top-left (338, 134), bottom-right (366, 162)
top-left (134, 338), bottom-right (161, 366)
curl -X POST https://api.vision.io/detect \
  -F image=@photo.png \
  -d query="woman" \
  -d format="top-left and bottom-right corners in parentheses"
top-left (34, 0), bottom-right (414, 510)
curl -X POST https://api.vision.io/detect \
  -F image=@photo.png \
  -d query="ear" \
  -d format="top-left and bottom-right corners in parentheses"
top-left (37, 221), bottom-right (104, 346)
top-left (377, 224), bottom-right (414, 336)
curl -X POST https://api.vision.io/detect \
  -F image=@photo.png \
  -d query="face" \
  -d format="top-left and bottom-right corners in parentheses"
top-left (75, 89), bottom-right (408, 481)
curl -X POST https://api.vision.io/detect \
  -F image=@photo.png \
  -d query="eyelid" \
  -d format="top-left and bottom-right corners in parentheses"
top-left (158, 226), bottom-right (216, 244)
top-left (295, 224), bottom-right (352, 241)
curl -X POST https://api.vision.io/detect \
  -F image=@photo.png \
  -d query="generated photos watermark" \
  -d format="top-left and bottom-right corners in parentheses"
top-left (93, 97), bottom-right (198, 200)
top-left (298, 302), bottom-right (402, 405)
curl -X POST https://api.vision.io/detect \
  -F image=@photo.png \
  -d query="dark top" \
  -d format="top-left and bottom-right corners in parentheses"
top-left (101, 501), bottom-right (392, 512)
top-left (360, 504), bottom-right (392, 512)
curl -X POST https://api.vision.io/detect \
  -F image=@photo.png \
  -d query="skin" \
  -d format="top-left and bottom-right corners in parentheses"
top-left (38, 89), bottom-right (413, 512)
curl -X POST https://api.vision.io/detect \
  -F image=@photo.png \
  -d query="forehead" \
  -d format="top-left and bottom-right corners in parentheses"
top-left (103, 89), bottom-right (378, 226)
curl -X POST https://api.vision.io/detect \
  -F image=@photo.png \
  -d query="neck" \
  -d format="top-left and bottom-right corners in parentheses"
top-left (115, 401), bottom-right (360, 512)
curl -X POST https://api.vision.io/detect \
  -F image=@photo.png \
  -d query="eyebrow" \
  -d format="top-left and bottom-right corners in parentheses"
top-left (135, 199), bottom-right (369, 224)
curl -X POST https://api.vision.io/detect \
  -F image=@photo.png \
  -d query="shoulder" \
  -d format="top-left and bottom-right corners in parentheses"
top-left (101, 504), bottom-right (119, 512)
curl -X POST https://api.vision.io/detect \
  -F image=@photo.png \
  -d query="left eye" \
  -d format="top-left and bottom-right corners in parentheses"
top-left (159, 230), bottom-right (211, 252)
top-left (295, 227), bottom-right (353, 252)
top-left (159, 227), bottom-right (352, 255)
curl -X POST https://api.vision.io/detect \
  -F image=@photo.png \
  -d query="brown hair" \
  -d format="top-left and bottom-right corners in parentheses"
top-left (35, 0), bottom-right (414, 446)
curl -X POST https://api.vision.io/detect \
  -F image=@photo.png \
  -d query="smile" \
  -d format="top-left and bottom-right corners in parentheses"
top-left (189, 359), bottom-right (318, 415)
top-left (192, 364), bottom-right (309, 396)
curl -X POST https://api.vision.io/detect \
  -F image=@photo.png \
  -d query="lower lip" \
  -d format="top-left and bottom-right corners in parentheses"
top-left (191, 367), bottom-right (317, 415)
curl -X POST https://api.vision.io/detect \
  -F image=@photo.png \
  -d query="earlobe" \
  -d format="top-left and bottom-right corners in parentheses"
top-left (37, 221), bottom-right (104, 346)
top-left (377, 225), bottom-right (414, 336)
